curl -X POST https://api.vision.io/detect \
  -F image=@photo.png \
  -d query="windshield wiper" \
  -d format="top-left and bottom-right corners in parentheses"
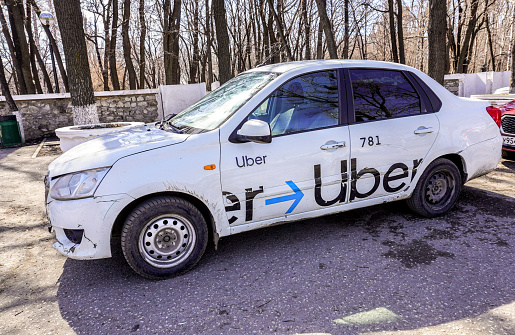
top-left (165, 120), bottom-right (184, 134)
top-left (155, 113), bottom-right (181, 132)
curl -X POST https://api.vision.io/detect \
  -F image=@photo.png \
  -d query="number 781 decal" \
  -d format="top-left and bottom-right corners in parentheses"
top-left (360, 136), bottom-right (381, 147)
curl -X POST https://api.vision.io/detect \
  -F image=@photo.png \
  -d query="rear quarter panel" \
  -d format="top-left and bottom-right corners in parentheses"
top-left (426, 96), bottom-right (502, 182)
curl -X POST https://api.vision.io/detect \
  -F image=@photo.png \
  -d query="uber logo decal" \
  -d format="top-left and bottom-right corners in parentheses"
top-left (236, 155), bottom-right (267, 168)
top-left (223, 187), bottom-right (263, 224)
top-left (224, 158), bottom-right (423, 223)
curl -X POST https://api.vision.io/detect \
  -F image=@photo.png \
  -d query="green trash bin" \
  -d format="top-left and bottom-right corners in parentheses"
top-left (0, 115), bottom-right (23, 147)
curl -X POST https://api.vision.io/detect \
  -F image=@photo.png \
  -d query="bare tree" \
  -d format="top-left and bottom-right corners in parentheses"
top-left (138, 0), bottom-right (146, 89)
top-left (0, 56), bottom-right (18, 112)
top-left (428, 0), bottom-right (446, 84)
top-left (213, 0), bottom-right (231, 84)
top-left (315, 0), bottom-right (338, 59)
top-left (163, 0), bottom-right (181, 84)
top-left (53, 0), bottom-right (99, 124)
top-left (5, 0), bottom-right (36, 94)
top-left (121, 0), bottom-right (137, 89)
top-left (109, 0), bottom-right (121, 90)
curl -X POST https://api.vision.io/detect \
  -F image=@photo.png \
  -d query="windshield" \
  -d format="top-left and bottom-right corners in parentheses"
top-left (168, 72), bottom-right (277, 134)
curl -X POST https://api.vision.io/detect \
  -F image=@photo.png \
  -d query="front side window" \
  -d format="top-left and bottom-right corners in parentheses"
top-left (169, 72), bottom-right (277, 134)
top-left (249, 70), bottom-right (339, 135)
top-left (350, 69), bottom-right (421, 122)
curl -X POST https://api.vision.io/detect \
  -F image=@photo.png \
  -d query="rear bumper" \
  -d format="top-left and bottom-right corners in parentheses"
top-left (461, 136), bottom-right (502, 182)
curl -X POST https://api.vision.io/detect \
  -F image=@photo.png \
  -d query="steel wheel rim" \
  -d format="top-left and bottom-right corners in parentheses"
top-left (138, 214), bottom-right (196, 268)
top-left (424, 170), bottom-right (455, 209)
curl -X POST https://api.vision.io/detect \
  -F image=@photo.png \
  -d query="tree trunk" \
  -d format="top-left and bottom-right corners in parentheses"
top-left (139, 0), bottom-right (146, 89)
top-left (316, 19), bottom-right (323, 59)
top-left (396, 0), bottom-right (405, 64)
top-left (189, 0), bottom-right (200, 83)
top-left (53, 0), bottom-right (99, 125)
top-left (164, 0), bottom-right (182, 84)
top-left (268, 6), bottom-right (279, 64)
top-left (0, 56), bottom-right (18, 112)
top-left (315, 0), bottom-right (338, 59)
top-left (302, 0), bottom-right (311, 60)
top-left (109, 0), bottom-right (121, 90)
top-left (266, 0), bottom-right (293, 61)
top-left (213, 0), bottom-right (231, 84)
top-left (205, 0), bottom-right (213, 90)
top-left (485, 14), bottom-right (496, 72)
top-left (428, 0), bottom-right (447, 85)
top-left (7, 0), bottom-right (35, 94)
top-left (343, 0), bottom-right (349, 59)
top-left (25, 3), bottom-right (42, 94)
top-left (456, 0), bottom-right (479, 73)
top-left (122, 0), bottom-right (137, 89)
top-left (48, 28), bottom-right (70, 92)
top-left (27, 0), bottom-right (69, 92)
top-left (0, 5), bottom-right (25, 95)
top-left (388, 0), bottom-right (399, 63)
top-left (102, 1), bottom-right (111, 91)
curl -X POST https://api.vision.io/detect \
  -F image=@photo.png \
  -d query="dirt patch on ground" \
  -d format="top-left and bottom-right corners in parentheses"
top-left (37, 143), bottom-right (63, 157)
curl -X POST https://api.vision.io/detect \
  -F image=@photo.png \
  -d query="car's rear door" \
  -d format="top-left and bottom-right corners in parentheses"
top-left (345, 68), bottom-right (440, 202)
top-left (219, 70), bottom-right (351, 227)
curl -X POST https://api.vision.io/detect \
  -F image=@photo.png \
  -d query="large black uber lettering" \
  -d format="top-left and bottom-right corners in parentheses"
top-left (224, 157), bottom-right (423, 223)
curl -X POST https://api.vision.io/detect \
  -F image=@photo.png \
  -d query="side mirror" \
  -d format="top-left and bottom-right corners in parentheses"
top-left (236, 119), bottom-right (272, 144)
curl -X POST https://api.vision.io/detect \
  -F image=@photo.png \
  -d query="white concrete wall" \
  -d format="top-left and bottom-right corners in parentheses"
top-left (157, 83), bottom-right (207, 120)
top-left (444, 71), bottom-right (510, 97)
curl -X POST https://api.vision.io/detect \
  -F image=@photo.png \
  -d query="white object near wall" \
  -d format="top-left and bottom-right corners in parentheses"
top-left (156, 83), bottom-right (207, 120)
top-left (12, 111), bottom-right (25, 143)
top-left (55, 122), bottom-right (144, 152)
top-left (445, 71), bottom-right (510, 97)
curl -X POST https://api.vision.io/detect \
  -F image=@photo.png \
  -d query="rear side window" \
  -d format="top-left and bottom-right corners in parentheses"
top-left (350, 69), bottom-right (421, 122)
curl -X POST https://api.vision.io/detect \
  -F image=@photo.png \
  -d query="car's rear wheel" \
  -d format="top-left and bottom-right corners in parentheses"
top-left (121, 196), bottom-right (208, 279)
top-left (407, 158), bottom-right (462, 217)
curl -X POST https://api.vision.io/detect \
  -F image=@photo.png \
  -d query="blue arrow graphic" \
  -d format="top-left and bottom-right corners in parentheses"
top-left (265, 180), bottom-right (304, 214)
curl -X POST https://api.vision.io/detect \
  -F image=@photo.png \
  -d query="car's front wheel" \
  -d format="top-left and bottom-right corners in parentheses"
top-left (407, 158), bottom-right (462, 217)
top-left (121, 196), bottom-right (208, 279)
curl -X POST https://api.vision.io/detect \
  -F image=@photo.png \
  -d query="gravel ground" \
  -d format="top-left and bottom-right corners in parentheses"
top-left (0, 142), bottom-right (513, 335)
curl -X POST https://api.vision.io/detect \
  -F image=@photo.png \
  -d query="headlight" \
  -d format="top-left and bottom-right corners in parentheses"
top-left (50, 167), bottom-right (110, 200)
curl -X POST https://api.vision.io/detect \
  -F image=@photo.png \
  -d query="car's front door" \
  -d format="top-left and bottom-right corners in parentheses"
top-left (220, 70), bottom-right (351, 226)
top-left (345, 68), bottom-right (440, 202)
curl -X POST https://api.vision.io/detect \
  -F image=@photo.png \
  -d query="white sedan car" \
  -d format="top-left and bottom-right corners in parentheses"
top-left (45, 60), bottom-right (502, 279)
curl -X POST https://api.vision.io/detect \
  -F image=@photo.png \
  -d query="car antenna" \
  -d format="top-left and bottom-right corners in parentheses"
top-left (257, 45), bottom-right (285, 67)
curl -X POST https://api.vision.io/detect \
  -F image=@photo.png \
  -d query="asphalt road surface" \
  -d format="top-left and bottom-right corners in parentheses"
top-left (58, 160), bottom-right (515, 335)
top-left (1, 144), bottom-right (514, 335)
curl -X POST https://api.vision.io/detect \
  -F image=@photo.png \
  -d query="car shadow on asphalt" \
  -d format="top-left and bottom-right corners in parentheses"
top-left (56, 188), bottom-right (515, 335)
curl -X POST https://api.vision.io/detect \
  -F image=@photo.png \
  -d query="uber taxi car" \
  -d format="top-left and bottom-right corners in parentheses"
top-left (45, 60), bottom-right (502, 279)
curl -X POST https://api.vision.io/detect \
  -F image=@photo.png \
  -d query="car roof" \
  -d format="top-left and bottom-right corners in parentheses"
top-left (245, 59), bottom-right (411, 74)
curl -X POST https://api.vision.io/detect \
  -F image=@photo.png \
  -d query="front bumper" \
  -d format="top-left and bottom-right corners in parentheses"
top-left (47, 193), bottom-right (134, 259)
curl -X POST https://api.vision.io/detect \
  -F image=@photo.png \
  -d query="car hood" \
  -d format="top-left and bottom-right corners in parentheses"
top-left (48, 124), bottom-right (188, 177)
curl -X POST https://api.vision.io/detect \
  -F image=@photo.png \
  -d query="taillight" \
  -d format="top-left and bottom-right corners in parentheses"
top-left (486, 106), bottom-right (501, 128)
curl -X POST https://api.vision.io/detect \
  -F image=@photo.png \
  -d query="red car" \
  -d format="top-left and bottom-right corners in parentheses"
top-left (488, 101), bottom-right (515, 159)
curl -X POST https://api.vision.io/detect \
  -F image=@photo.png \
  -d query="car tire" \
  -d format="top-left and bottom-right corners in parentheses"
top-left (406, 158), bottom-right (462, 218)
top-left (121, 196), bottom-right (208, 279)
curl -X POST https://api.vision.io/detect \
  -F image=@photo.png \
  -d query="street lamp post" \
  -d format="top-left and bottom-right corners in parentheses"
top-left (39, 11), bottom-right (59, 93)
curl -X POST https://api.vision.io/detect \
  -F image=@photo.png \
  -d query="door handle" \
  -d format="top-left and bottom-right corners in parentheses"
top-left (414, 126), bottom-right (434, 135)
top-left (320, 141), bottom-right (346, 150)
